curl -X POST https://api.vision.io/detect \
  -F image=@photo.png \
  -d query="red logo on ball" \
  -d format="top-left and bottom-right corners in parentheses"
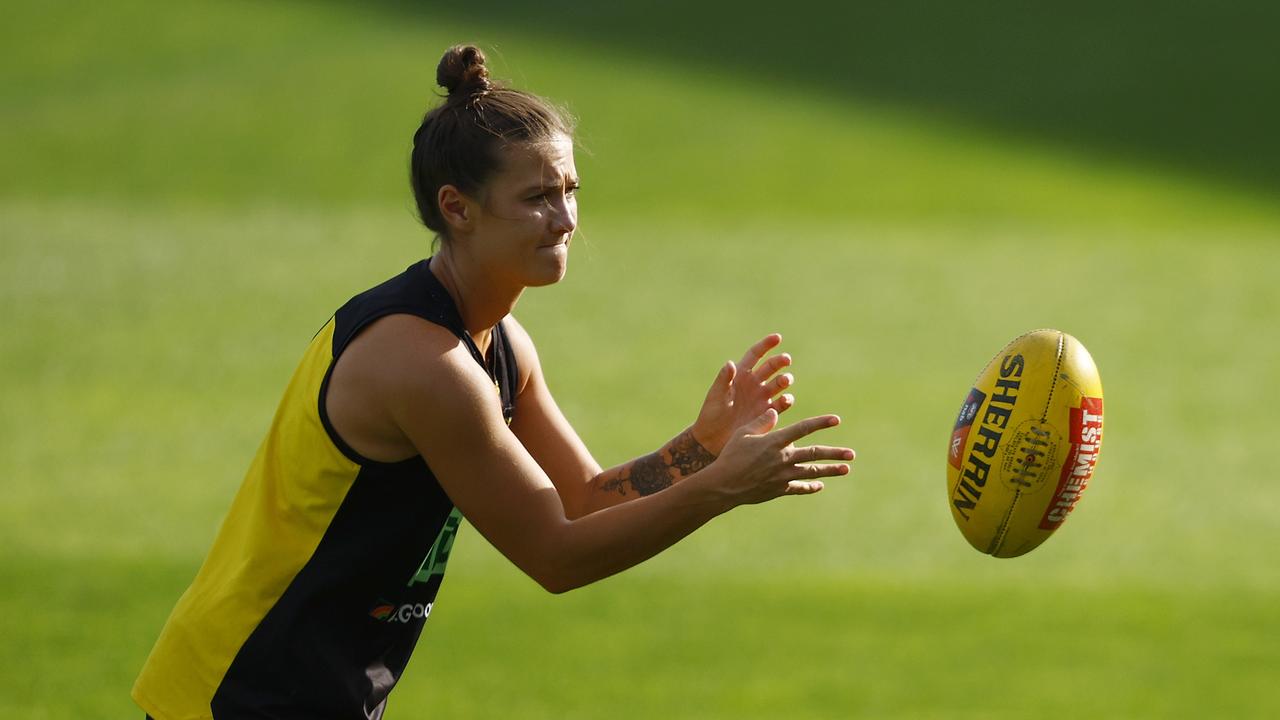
top-left (1039, 397), bottom-right (1103, 530)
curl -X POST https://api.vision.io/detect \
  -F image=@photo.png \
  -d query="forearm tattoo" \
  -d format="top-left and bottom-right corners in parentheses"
top-left (599, 429), bottom-right (717, 497)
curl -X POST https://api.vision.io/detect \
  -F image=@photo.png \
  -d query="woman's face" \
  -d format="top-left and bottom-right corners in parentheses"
top-left (467, 134), bottom-right (579, 288)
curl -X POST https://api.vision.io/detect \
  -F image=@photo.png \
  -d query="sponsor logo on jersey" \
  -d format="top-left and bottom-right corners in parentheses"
top-left (369, 600), bottom-right (434, 623)
top-left (407, 507), bottom-right (463, 587)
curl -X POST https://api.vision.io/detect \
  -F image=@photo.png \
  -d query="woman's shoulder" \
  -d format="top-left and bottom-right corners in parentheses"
top-left (343, 313), bottom-right (484, 393)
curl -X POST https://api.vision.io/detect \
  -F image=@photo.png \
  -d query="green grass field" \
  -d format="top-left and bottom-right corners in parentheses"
top-left (3, 1), bottom-right (1278, 717)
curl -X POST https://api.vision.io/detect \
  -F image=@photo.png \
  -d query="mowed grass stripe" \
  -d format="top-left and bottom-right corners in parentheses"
top-left (4, 198), bottom-right (1278, 593)
top-left (2, 556), bottom-right (1274, 719)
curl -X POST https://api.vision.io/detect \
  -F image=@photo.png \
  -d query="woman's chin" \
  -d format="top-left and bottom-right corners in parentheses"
top-left (528, 245), bottom-right (569, 286)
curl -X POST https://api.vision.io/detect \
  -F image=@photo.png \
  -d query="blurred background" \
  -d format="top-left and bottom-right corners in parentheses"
top-left (2, 1), bottom-right (1277, 717)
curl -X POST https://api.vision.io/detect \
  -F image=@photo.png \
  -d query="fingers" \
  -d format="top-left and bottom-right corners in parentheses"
top-left (752, 352), bottom-right (792, 382)
top-left (777, 449), bottom-right (854, 498)
top-left (742, 407), bottom-right (780, 435)
top-left (770, 414), bottom-right (841, 447)
top-left (770, 393), bottom-right (795, 414)
top-left (786, 445), bottom-right (856, 464)
top-left (765, 372), bottom-right (794, 397)
top-left (786, 461), bottom-right (851, 481)
top-left (783, 443), bottom-right (853, 482)
top-left (718, 360), bottom-right (737, 392)
top-left (784, 480), bottom-right (825, 496)
top-left (703, 360), bottom-right (736, 402)
top-left (738, 333), bottom-right (782, 373)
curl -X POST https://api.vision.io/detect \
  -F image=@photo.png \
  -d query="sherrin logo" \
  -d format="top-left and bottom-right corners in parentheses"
top-left (951, 353), bottom-right (1024, 520)
top-left (369, 600), bottom-right (434, 624)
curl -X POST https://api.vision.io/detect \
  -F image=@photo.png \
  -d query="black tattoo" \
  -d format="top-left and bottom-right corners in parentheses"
top-left (599, 472), bottom-right (628, 495)
top-left (596, 429), bottom-right (717, 497)
top-left (627, 454), bottom-right (675, 496)
top-left (666, 429), bottom-right (716, 478)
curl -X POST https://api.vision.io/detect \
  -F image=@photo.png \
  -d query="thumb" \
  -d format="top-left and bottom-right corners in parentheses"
top-left (742, 407), bottom-right (779, 435)
top-left (706, 361), bottom-right (736, 402)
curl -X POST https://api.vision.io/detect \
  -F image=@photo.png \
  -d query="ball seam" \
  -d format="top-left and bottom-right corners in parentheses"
top-left (1038, 332), bottom-right (1066, 423)
top-left (989, 489), bottom-right (1019, 555)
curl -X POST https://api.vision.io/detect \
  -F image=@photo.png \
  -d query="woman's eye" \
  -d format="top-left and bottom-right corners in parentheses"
top-left (527, 186), bottom-right (578, 203)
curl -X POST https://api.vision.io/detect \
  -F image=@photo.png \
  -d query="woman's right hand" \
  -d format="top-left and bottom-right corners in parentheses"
top-left (704, 409), bottom-right (855, 506)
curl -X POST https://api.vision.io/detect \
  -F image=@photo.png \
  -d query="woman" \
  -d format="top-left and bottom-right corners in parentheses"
top-left (133, 45), bottom-right (854, 720)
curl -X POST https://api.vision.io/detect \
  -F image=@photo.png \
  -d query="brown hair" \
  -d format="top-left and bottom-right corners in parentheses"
top-left (410, 45), bottom-right (574, 239)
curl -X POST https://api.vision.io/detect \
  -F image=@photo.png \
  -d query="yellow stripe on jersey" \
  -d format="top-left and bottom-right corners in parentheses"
top-left (133, 318), bottom-right (359, 720)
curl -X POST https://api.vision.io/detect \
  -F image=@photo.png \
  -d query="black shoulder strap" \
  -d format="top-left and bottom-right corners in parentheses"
top-left (330, 258), bottom-right (518, 422)
top-left (492, 320), bottom-right (519, 422)
top-left (331, 259), bottom-right (452, 358)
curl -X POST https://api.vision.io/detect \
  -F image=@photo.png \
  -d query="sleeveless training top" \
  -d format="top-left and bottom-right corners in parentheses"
top-left (133, 259), bottom-right (518, 720)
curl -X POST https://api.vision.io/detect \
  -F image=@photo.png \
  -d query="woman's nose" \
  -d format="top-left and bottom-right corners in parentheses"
top-left (549, 199), bottom-right (576, 235)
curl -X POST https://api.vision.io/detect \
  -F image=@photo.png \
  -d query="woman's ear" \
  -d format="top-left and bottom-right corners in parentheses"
top-left (438, 185), bottom-right (474, 233)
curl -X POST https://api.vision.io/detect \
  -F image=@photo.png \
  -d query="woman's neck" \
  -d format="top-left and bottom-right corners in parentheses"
top-left (429, 247), bottom-right (523, 349)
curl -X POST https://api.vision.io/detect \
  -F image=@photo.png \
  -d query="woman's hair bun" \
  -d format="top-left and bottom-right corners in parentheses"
top-left (413, 44), bottom-right (574, 238)
top-left (437, 44), bottom-right (491, 99)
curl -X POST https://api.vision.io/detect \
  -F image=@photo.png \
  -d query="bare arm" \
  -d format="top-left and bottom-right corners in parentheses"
top-left (358, 315), bottom-right (852, 593)
top-left (507, 320), bottom-right (799, 517)
top-left (594, 427), bottom-right (715, 498)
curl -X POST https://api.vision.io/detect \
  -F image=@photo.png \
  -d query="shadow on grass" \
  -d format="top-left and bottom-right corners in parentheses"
top-left (367, 0), bottom-right (1279, 196)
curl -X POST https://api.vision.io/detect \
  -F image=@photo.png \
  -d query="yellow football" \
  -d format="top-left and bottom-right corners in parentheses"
top-left (946, 329), bottom-right (1104, 558)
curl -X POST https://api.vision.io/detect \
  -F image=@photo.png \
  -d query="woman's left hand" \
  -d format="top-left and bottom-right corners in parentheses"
top-left (691, 333), bottom-right (796, 456)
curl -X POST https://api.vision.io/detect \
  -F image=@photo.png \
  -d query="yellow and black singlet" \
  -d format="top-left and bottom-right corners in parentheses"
top-left (133, 259), bottom-right (517, 720)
